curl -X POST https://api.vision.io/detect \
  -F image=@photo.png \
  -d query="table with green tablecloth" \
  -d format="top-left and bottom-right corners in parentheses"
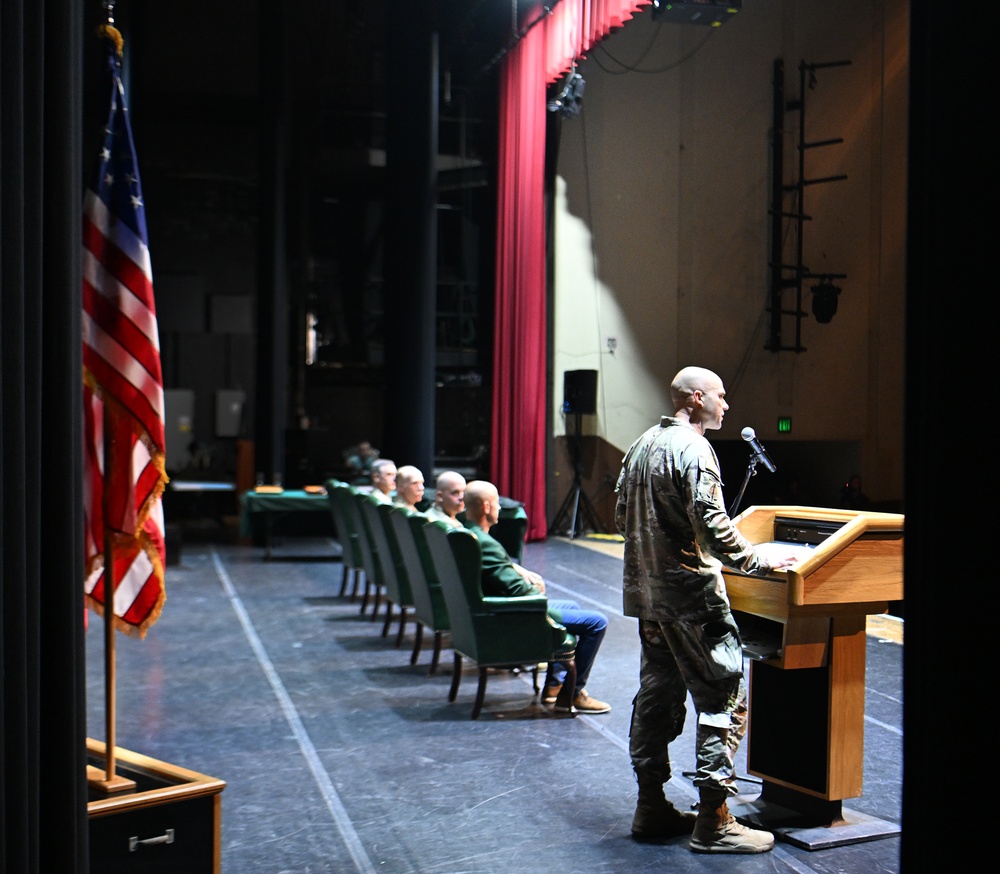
top-left (239, 488), bottom-right (335, 558)
top-left (241, 485), bottom-right (525, 561)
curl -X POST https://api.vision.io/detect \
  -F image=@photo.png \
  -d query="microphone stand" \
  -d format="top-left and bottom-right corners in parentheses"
top-left (727, 454), bottom-right (760, 518)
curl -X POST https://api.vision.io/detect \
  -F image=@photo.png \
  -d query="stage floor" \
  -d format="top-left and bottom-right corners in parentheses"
top-left (87, 532), bottom-right (902, 874)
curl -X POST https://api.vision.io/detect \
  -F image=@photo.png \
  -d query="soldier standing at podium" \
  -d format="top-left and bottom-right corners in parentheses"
top-left (615, 366), bottom-right (799, 854)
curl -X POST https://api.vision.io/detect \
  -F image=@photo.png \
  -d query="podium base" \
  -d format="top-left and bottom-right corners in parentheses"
top-left (728, 791), bottom-right (901, 850)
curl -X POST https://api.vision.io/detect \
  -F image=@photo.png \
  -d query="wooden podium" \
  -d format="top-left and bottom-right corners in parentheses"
top-left (721, 506), bottom-right (904, 850)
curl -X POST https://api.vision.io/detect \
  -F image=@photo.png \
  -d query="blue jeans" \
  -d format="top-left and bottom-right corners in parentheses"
top-left (545, 599), bottom-right (608, 694)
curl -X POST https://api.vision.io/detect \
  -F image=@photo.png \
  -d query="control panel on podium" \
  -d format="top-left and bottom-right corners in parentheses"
top-left (721, 505), bottom-right (904, 850)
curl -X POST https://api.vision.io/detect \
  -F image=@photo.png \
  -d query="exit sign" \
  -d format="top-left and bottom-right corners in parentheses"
top-left (777, 417), bottom-right (792, 433)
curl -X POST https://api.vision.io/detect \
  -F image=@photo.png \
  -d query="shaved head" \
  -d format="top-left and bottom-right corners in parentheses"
top-left (395, 465), bottom-right (425, 509)
top-left (435, 470), bottom-right (467, 518)
top-left (396, 465), bottom-right (423, 489)
top-left (670, 366), bottom-right (723, 409)
top-left (670, 366), bottom-right (729, 433)
top-left (464, 480), bottom-right (500, 528)
top-left (464, 480), bottom-right (497, 512)
top-left (435, 470), bottom-right (466, 492)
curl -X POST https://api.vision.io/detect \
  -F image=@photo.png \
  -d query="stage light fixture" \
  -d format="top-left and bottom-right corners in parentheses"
top-left (650, 1), bottom-right (743, 27)
top-left (810, 279), bottom-right (841, 324)
top-left (547, 72), bottom-right (585, 117)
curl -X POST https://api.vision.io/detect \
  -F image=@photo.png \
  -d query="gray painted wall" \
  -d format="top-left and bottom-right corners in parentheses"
top-left (552, 0), bottom-right (906, 507)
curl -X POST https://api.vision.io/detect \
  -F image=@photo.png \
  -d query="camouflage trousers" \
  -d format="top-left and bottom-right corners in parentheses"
top-left (629, 615), bottom-right (748, 800)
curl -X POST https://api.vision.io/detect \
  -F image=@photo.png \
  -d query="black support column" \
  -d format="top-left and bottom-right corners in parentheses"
top-left (255, 1), bottom-right (289, 484)
top-left (383, 3), bottom-right (438, 480)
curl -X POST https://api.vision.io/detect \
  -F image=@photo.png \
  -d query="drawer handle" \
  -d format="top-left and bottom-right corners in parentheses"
top-left (129, 828), bottom-right (175, 852)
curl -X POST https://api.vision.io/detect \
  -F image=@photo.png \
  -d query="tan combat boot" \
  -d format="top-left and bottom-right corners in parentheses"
top-left (689, 798), bottom-right (774, 853)
top-left (631, 772), bottom-right (696, 841)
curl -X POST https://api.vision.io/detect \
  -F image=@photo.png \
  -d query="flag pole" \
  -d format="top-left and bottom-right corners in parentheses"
top-left (103, 440), bottom-right (117, 782)
top-left (84, 0), bottom-right (167, 790)
top-left (86, 0), bottom-right (136, 794)
top-left (88, 403), bottom-right (136, 794)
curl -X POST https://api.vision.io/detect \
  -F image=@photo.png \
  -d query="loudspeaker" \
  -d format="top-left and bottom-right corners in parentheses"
top-left (563, 370), bottom-right (597, 415)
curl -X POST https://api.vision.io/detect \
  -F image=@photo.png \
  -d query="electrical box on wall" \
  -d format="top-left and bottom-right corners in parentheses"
top-left (163, 389), bottom-right (195, 472)
top-left (216, 390), bottom-right (246, 438)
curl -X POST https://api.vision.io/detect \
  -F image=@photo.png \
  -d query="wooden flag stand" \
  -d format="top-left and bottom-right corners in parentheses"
top-left (84, 514), bottom-right (226, 873)
top-left (86, 413), bottom-right (225, 871)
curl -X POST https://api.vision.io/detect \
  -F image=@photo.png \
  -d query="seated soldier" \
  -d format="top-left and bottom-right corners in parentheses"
top-left (463, 480), bottom-right (611, 714)
top-left (424, 470), bottom-right (466, 528)
top-left (394, 465), bottom-right (426, 513)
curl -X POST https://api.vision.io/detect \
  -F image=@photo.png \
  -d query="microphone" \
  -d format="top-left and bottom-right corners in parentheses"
top-left (741, 427), bottom-right (777, 473)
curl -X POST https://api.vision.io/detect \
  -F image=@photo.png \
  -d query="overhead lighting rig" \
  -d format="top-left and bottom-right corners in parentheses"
top-left (650, 1), bottom-right (743, 27)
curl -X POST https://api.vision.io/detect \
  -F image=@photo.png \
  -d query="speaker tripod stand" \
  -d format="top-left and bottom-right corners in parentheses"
top-left (549, 410), bottom-right (604, 539)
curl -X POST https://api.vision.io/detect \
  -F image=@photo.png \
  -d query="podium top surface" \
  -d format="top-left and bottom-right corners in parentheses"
top-left (87, 738), bottom-right (226, 817)
top-left (725, 505), bottom-right (904, 610)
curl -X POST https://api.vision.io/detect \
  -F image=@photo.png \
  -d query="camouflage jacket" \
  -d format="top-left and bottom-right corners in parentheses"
top-left (424, 505), bottom-right (461, 528)
top-left (615, 417), bottom-right (772, 622)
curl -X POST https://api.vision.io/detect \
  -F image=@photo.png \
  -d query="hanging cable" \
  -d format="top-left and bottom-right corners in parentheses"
top-left (591, 18), bottom-right (716, 75)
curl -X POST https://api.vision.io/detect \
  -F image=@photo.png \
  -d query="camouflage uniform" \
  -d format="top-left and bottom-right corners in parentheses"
top-left (615, 416), bottom-right (776, 799)
top-left (424, 505), bottom-right (461, 528)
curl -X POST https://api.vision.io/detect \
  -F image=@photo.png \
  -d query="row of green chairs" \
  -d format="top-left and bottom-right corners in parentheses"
top-left (388, 504), bottom-right (452, 673)
top-left (325, 480), bottom-right (578, 719)
top-left (326, 481), bottom-right (447, 667)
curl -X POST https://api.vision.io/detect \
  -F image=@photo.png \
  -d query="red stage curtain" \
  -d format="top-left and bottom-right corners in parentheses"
top-left (491, 1), bottom-right (650, 540)
top-left (492, 31), bottom-right (549, 540)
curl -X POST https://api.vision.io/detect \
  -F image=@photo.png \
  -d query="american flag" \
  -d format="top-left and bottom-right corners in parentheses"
top-left (83, 31), bottom-right (168, 638)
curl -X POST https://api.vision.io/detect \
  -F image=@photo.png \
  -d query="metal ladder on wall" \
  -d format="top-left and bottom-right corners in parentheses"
top-left (767, 58), bottom-right (851, 352)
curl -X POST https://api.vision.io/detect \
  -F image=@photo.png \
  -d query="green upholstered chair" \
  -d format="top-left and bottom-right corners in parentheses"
top-left (360, 500), bottom-right (414, 646)
top-left (326, 480), bottom-right (364, 600)
top-left (422, 522), bottom-right (577, 719)
top-left (348, 489), bottom-right (385, 618)
top-left (492, 500), bottom-right (529, 563)
top-left (388, 507), bottom-right (451, 674)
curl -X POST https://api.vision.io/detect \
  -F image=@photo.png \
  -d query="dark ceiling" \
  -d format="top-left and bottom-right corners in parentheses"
top-left (92, 1), bottom-right (523, 121)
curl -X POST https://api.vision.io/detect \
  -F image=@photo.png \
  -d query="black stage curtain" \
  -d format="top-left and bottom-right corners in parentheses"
top-left (904, 2), bottom-right (989, 867)
top-left (1, 1), bottom-right (89, 871)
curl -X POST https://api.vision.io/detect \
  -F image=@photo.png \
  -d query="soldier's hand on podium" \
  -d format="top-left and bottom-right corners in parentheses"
top-left (756, 541), bottom-right (812, 570)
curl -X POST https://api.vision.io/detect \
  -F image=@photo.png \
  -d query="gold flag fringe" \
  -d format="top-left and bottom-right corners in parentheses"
top-left (83, 368), bottom-right (169, 639)
top-left (85, 563), bottom-right (166, 641)
top-left (83, 369), bottom-right (170, 533)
